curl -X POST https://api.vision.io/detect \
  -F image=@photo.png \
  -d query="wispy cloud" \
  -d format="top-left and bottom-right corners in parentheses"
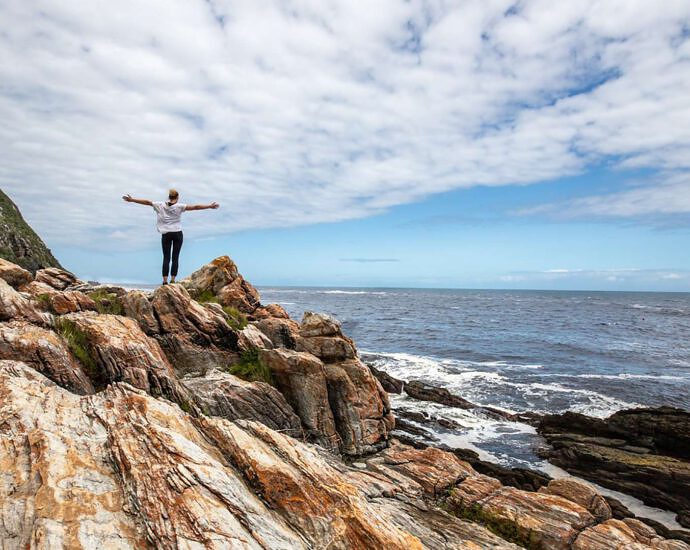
top-left (1, 1), bottom-right (689, 249)
top-left (500, 268), bottom-right (689, 284)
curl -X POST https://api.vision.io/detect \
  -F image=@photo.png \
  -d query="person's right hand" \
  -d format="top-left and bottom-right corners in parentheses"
top-left (122, 194), bottom-right (132, 202)
top-left (210, 202), bottom-right (220, 209)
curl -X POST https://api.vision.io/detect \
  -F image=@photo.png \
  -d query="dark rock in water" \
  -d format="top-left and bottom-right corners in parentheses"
top-left (540, 406), bottom-right (690, 459)
top-left (538, 406), bottom-right (690, 524)
top-left (395, 407), bottom-right (461, 430)
top-left (0, 189), bottom-right (62, 273)
top-left (394, 418), bottom-right (438, 440)
top-left (405, 379), bottom-right (475, 408)
top-left (368, 364), bottom-right (404, 394)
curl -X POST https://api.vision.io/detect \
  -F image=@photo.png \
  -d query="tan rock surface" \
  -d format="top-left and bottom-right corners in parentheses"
top-left (0, 278), bottom-right (47, 324)
top-left (0, 321), bottom-right (94, 394)
top-left (259, 348), bottom-right (340, 451)
top-left (182, 368), bottom-right (302, 437)
top-left (539, 477), bottom-right (612, 521)
top-left (0, 361), bottom-right (521, 550)
top-left (60, 311), bottom-right (195, 410)
top-left (0, 258), bottom-right (32, 288)
top-left (148, 284), bottom-right (240, 376)
top-left (34, 267), bottom-right (80, 290)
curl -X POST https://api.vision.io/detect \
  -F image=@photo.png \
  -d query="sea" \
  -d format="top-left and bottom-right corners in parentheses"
top-left (259, 286), bottom-right (690, 527)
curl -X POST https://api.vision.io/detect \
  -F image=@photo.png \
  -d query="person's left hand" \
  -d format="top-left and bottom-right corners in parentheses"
top-left (122, 194), bottom-right (133, 202)
top-left (210, 202), bottom-right (220, 209)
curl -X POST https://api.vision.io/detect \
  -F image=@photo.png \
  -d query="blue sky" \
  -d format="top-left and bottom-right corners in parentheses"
top-left (2, 1), bottom-right (690, 290)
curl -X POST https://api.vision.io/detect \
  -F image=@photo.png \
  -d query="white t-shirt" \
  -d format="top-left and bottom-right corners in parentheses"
top-left (152, 201), bottom-right (187, 233)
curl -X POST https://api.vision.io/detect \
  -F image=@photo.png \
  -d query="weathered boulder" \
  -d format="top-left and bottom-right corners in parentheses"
top-left (35, 267), bottom-right (80, 290)
top-left (58, 311), bottom-right (195, 411)
top-left (48, 290), bottom-right (96, 315)
top-left (252, 303), bottom-right (290, 319)
top-left (0, 258), bottom-right (32, 288)
top-left (300, 311), bottom-right (342, 337)
top-left (0, 278), bottom-right (46, 324)
top-left (539, 478), bottom-right (612, 522)
top-left (573, 518), bottom-right (690, 550)
top-left (145, 284), bottom-right (240, 377)
top-left (252, 316), bottom-right (300, 349)
top-left (259, 348), bottom-right (340, 452)
top-left (237, 324), bottom-right (273, 351)
top-left (181, 255), bottom-right (260, 313)
top-left (0, 321), bottom-right (94, 394)
top-left (182, 369), bottom-right (302, 437)
top-left (121, 290), bottom-right (159, 335)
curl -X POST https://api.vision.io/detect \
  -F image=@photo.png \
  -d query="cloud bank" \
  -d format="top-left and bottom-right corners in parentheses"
top-left (1, 0), bottom-right (690, 247)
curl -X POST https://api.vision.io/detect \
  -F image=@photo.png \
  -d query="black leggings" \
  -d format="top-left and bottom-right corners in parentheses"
top-left (161, 231), bottom-right (183, 277)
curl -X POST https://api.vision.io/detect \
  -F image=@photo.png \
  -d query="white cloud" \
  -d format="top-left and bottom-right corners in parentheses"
top-left (1, 0), bottom-right (690, 248)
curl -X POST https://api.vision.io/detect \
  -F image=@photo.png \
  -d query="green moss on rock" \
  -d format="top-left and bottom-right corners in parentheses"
top-left (228, 349), bottom-right (273, 385)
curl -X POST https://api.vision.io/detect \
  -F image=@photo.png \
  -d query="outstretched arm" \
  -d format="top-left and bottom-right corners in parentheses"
top-left (122, 194), bottom-right (153, 206)
top-left (185, 202), bottom-right (220, 211)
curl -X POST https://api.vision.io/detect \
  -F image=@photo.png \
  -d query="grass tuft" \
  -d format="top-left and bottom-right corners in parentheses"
top-left (228, 349), bottom-right (273, 385)
top-left (87, 289), bottom-right (123, 315)
top-left (54, 317), bottom-right (105, 388)
top-left (449, 499), bottom-right (541, 549)
top-left (35, 293), bottom-right (53, 311)
top-left (196, 289), bottom-right (219, 304)
top-left (223, 305), bottom-right (248, 331)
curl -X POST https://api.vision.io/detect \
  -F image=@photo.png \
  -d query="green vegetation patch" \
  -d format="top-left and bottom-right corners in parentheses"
top-left (228, 348), bottom-right (273, 385)
top-left (54, 317), bottom-right (106, 389)
top-left (35, 293), bottom-right (53, 311)
top-left (448, 499), bottom-right (541, 549)
top-left (87, 289), bottom-right (123, 316)
top-left (223, 305), bottom-right (248, 331)
top-left (196, 289), bottom-right (219, 304)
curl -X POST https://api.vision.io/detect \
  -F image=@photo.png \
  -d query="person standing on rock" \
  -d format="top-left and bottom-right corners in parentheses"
top-left (122, 189), bottom-right (219, 285)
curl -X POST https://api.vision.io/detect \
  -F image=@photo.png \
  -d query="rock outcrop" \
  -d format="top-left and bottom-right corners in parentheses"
top-left (538, 408), bottom-right (690, 524)
top-left (1, 246), bottom-right (689, 550)
top-left (0, 188), bottom-right (62, 273)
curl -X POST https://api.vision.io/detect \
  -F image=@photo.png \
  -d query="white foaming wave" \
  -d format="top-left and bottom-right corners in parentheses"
top-left (365, 350), bottom-right (642, 417)
top-left (276, 301), bottom-right (296, 305)
top-left (564, 373), bottom-right (689, 381)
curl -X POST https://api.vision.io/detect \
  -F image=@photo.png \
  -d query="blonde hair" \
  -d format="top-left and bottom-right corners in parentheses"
top-left (168, 188), bottom-right (179, 200)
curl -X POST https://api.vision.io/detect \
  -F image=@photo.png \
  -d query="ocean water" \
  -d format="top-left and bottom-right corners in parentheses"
top-left (260, 287), bottom-right (690, 490)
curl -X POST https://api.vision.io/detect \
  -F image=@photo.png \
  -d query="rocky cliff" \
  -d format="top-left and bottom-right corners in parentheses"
top-left (0, 189), bottom-right (62, 273)
top-left (1, 253), bottom-right (689, 550)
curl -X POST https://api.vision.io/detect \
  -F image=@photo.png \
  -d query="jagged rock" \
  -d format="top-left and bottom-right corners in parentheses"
top-left (35, 267), bottom-right (80, 290)
top-left (182, 369), bottom-right (302, 437)
top-left (369, 363), bottom-right (404, 393)
top-left (1, 361), bottom-right (522, 550)
top-left (50, 290), bottom-right (97, 314)
top-left (299, 311), bottom-right (342, 337)
top-left (252, 303), bottom-right (290, 319)
top-left (0, 189), bottom-right (62, 273)
top-left (540, 407), bottom-right (690, 459)
top-left (58, 311), bottom-right (195, 411)
top-left (448, 473), bottom-right (504, 507)
top-left (296, 334), bottom-right (357, 362)
top-left (237, 324), bottom-right (273, 351)
top-left (121, 290), bottom-right (159, 335)
top-left (538, 409), bottom-right (690, 516)
top-left (259, 348), bottom-right (340, 452)
top-left (252, 317), bottom-right (300, 348)
top-left (368, 444), bottom-right (474, 498)
top-left (0, 321), bottom-right (94, 394)
top-left (146, 284), bottom-right (240, 376)
top-left (539, 478), bottom-right (612, 521)
top-left (678, 511), bottom-right (690, 529)
top-left (0, 278), bottom-right (46, 324)
top-left (0, 258), bottom-right (32, 288)
top-left (182, 255), bottom-right (260, 313)
top-left (405, 379), bottom-right (475, 408)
